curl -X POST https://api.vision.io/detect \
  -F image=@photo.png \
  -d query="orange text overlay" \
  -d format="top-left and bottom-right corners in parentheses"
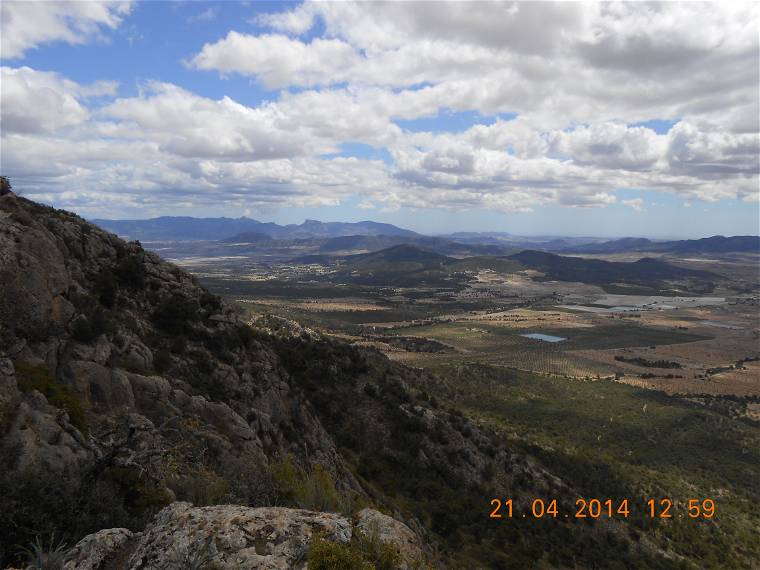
top-left (489, 498), bottom-right (716, 520)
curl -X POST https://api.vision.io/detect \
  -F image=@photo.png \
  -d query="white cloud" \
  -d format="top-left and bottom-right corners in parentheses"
top-left (2, 2), bottom-right (758, 218)
top-left (188, 7), bottom-right (218, 24)
top-left (666, 121), bottom-right (760, 177)
top-left (622, 198), bottom-right (644, 212)
top-left (99, 82), bottom-right (326, 160)
top-left (551, 123), bottom-right (667, 171)
top-left (190, 32), bottom-right (360, 89)
top-left (0, 1), bottom-right (132, 59)
top-left (0, 66), bottom-right (117, 133)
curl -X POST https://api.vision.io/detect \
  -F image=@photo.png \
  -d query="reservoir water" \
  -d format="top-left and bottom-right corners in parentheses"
top-left (520, 333), bottom-right (567, 343)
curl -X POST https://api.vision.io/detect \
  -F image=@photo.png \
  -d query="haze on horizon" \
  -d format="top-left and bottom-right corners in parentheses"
top-left (1, 1), bottom-right (758, 238)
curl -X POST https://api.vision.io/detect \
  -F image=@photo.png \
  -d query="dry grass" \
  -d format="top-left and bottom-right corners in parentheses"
top-left (251, 298), bottom-right (387, 312)
top-left (460, 308), bottom-right (593, 329)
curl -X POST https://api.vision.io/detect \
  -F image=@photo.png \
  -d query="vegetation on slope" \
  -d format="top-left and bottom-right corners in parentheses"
top-left (417, 363), bottom-right (760, 569)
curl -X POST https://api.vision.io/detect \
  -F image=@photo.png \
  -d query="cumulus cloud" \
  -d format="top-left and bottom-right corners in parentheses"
top-left (550, 123), bottom-right (667, 171)
top-left (99, 82), bottom-right (326, 160)
top-left (1, 1), bottom-right (132, 59)
top-left (0, 66), bottom-right (116, 134)
top-left (193, 2), bottom-right (758, 127)
top-left (666, 121), bottom-right (760, 177)
top-left (190, 32), bottom-right (360, 89)
top-left (1, 2), bottom-right (758, 218)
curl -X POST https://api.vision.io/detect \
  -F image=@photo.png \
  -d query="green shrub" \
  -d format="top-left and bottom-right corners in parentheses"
top-left (93, 268), bottom-right (118, 308)
top-left (190, 349), bottom-right (214, 375)
top-left (70, 308), bottom-right (113, 342)
top-left (115, 254), bottom-right (145, 289)
top-left (271, 457), bottom-right (347, 513)
top-left (307, 530), bottom-right (403, 570)
top-left (102, 466), bottom-right (173, 517)
top-left (153, 294), bottom-right (200, 334)
top-left (168, 538), bottom-right (220, 570)
top-left (15, 363), bottom-right (87, 433)
top-left (169, 467), bottom-right (230, 507)
top-left (353, 530), bottom-right (401, 570)
top-left (170, 336), bottom-right (188, 354)
top-left (199, 292), bottom-right (222, 311)
top-left (308, 534), bottom-right (373, 570)
top-left (0, 465), bottom-right (78, 567)
top-left (154, 349), bottom-right (172, 373)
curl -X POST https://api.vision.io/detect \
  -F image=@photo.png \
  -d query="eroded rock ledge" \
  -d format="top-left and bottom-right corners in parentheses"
top-left (64, 502), bottom-right (423, 570)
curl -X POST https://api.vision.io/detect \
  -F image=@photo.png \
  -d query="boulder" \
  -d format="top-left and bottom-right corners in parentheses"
top-left (355, 508), bottom-right (424, 567)
top-left (63, 528), bottom-right (134, 570)
top-left (127, 502), bottom-right (349, 569)
top-left (113, 338), bottom-right (153, 374)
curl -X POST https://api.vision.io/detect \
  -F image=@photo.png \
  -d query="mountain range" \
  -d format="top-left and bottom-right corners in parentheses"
top-left (93, 216), bottom-right (758, 256)
top-left (92, 216), bottom-right (417, 241)
top-left (561, 235), bottom-right (760, 254)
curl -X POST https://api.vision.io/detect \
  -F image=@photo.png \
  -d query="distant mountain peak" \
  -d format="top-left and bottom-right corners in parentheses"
top-left (93, 216), bottom-right (417, 241)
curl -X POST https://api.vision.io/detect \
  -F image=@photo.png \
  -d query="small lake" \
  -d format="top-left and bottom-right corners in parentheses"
top-left (520, 333), bottom-right (567, 343)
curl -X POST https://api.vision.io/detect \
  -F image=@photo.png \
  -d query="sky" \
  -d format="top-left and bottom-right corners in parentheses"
top-left (0, 1), bottom-right (759, 238)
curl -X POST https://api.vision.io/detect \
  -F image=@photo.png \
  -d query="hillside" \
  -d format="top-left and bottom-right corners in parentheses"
top-left (561, 237), bottom-right (654, 254)
top-left (309, 245), bottom-right (721, 292)
top-left (219, 231), bottom-right (272, 243)
top-left (564, 235), bottom-right (760, 254)
top-left (317, 234), bottom-right (507, 256)
top-left (321, 245), bottom-right (461, 287)
top-left (346, 244), bottom-right (452, 267)
top-left (511, 250), bottom-right (720, 291)
top-left (653, 235), bottom-right (760, 254)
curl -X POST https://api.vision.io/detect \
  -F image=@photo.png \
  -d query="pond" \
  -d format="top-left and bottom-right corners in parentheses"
top-left (520, 333), bottom-right (567, 343)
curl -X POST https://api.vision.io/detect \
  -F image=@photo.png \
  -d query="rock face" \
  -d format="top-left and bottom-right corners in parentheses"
top-left (64, 528), bottom-right (134, 570)
top-left (0, 194), bottom-right (362, 506)
top-left (63, 502), bottom-right (420, 570)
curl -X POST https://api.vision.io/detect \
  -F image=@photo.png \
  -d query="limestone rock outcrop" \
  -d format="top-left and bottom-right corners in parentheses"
top-left (63, 502), bottom-right (422, 570)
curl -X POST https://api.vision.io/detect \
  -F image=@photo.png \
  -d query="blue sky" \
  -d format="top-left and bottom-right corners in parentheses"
top-left (1, 1), bottom-right (758, 237)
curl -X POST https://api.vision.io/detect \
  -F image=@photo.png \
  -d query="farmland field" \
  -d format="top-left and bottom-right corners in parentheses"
top-left (179, 248), bottom-right (759, 399)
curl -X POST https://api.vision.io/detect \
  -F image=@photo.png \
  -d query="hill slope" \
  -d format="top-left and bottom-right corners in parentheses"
top-left (564, 235), bottom-right (760, 254)
top-left (562, 237), bottom-right (654, 254)
top-left (219, 230), bottom-right (272, 243)
top-left (511, 250), bottom-right (719, 291)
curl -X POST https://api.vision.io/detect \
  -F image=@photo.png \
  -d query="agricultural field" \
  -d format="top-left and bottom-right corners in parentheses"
top-left (177, 247), bottom-right (759, 400)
